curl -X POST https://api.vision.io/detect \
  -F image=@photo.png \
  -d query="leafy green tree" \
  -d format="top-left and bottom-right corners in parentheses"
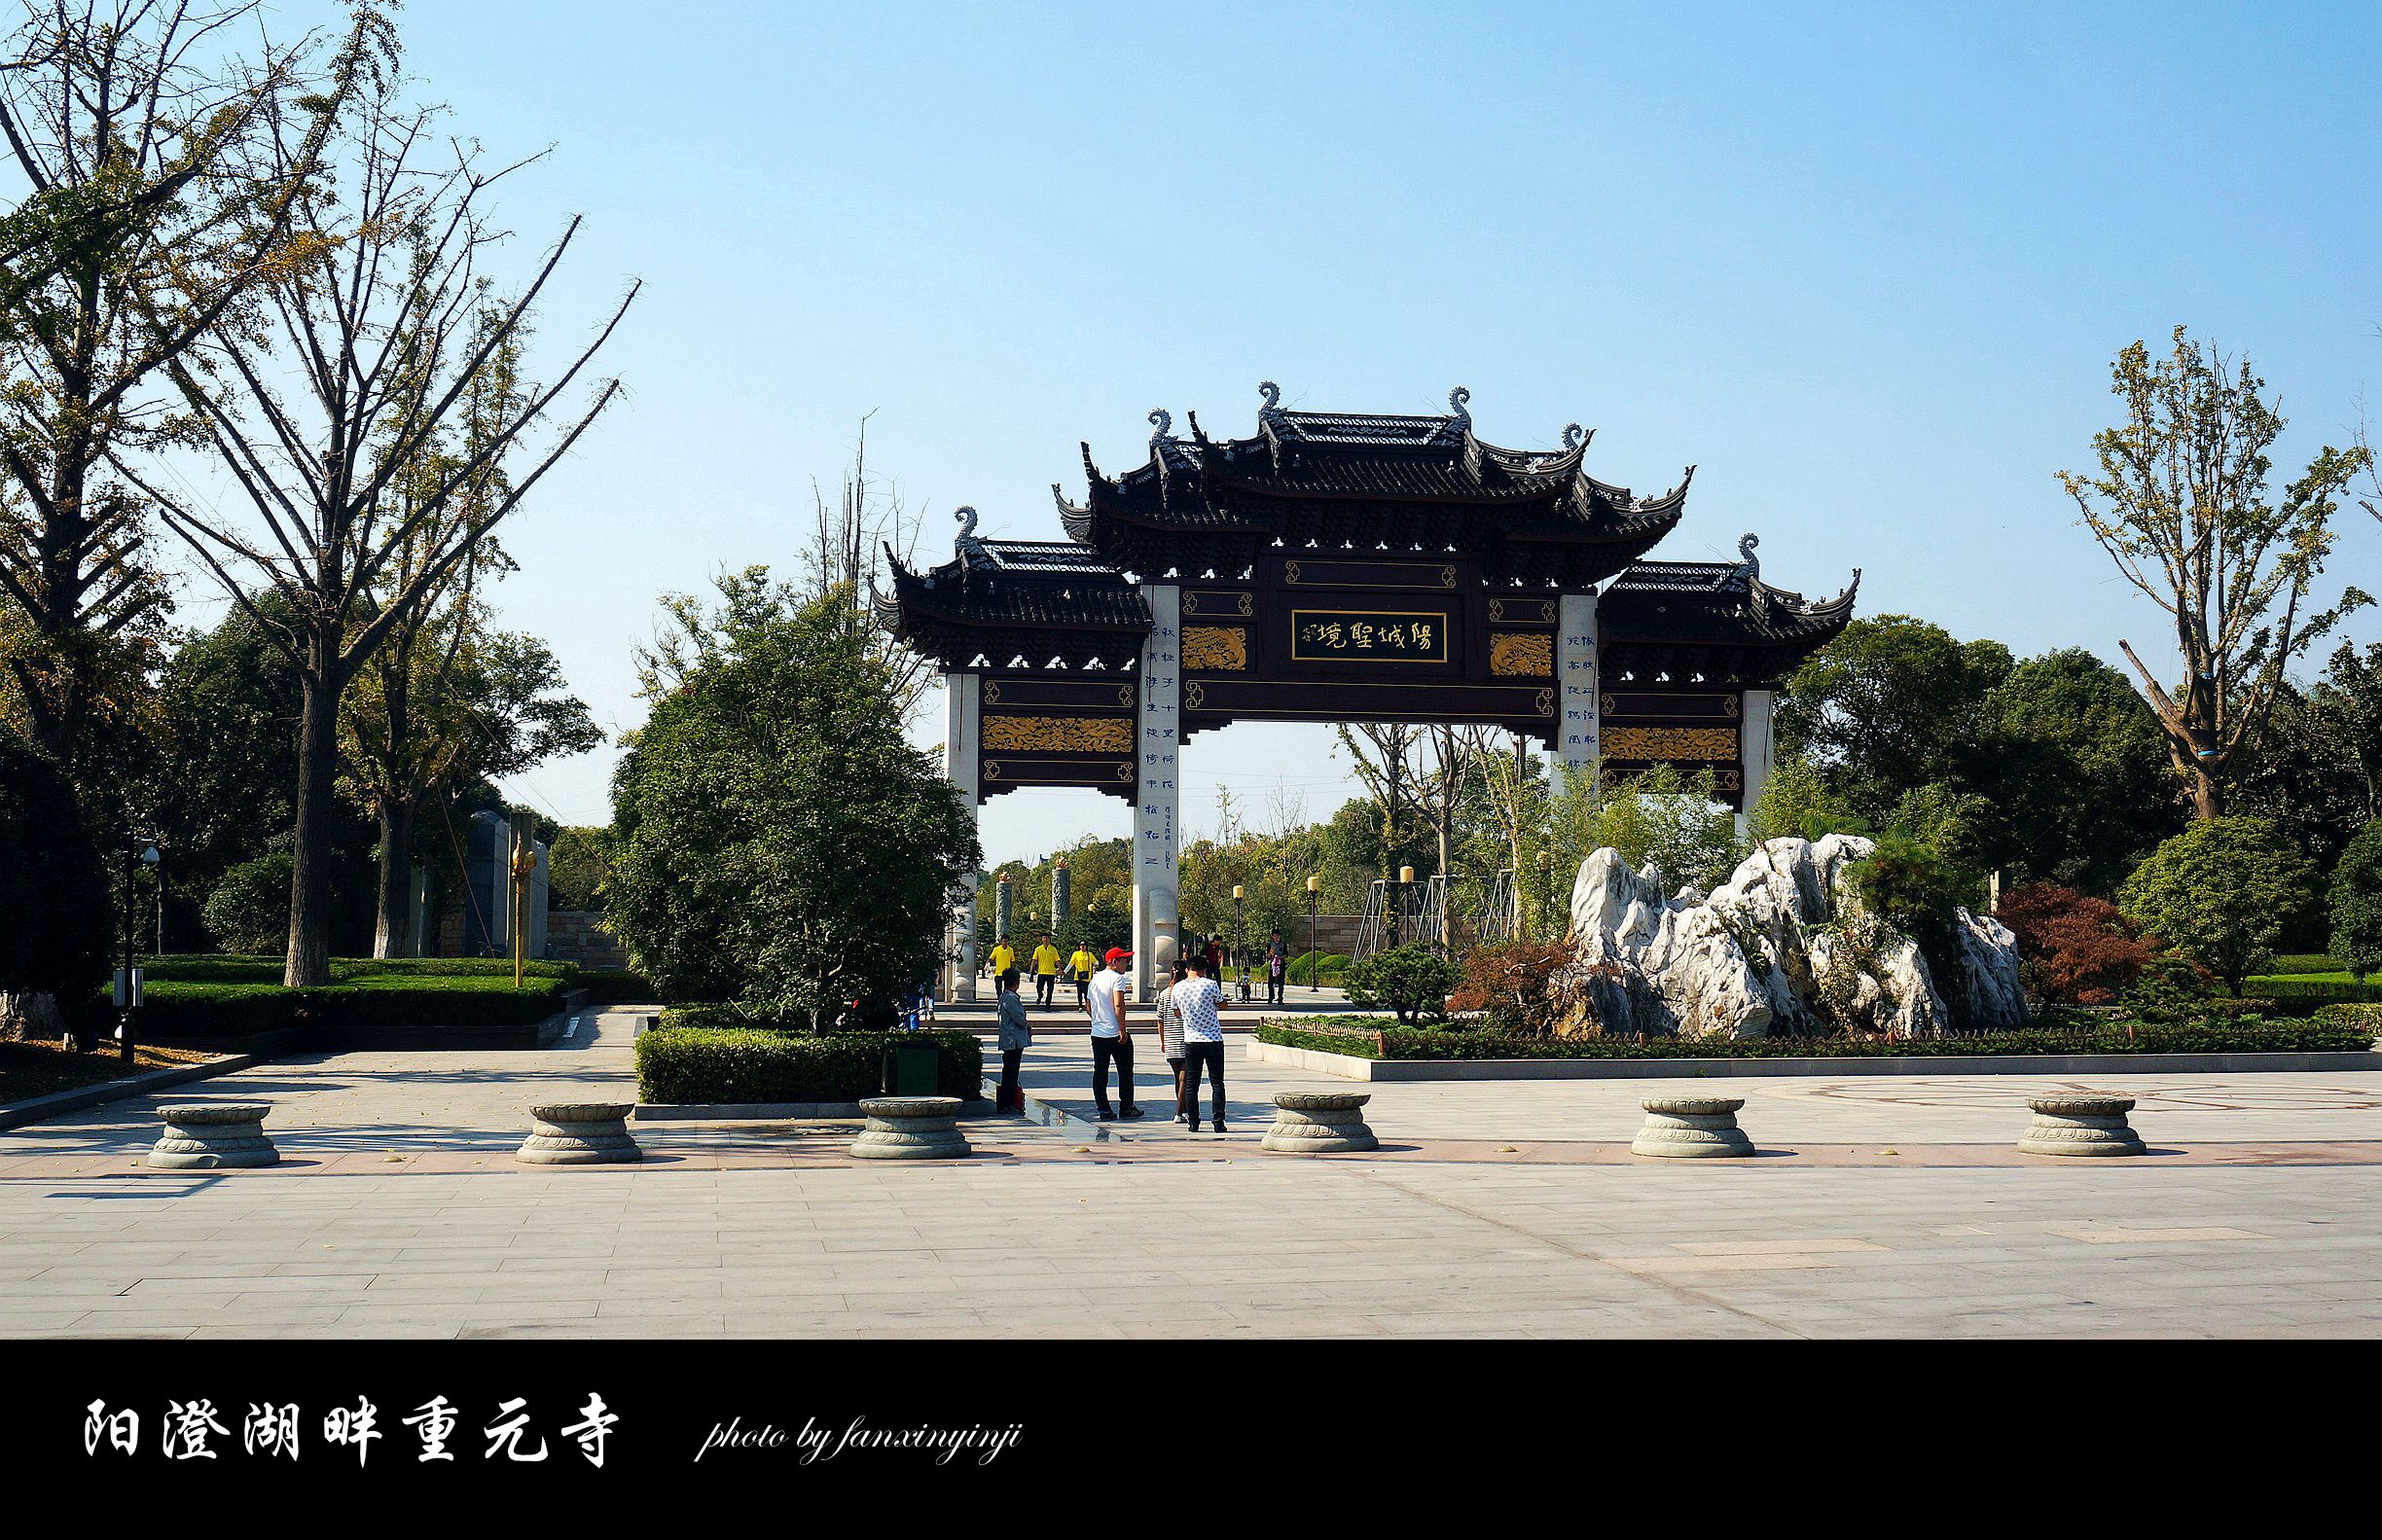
top-left (1985, 647), bottom-right (2184, 892)
top-left (2328, 821), bottom-right (2382, 982)
top-left (547, 827), bottom-right (613, 913)
top-left (608, 569), bottom-right (980, 1021)
top-left (1746, 753), bottom-right (1868, 845)
top-left (2061, 327), bottom-right (2372, 818)
top-left (1776, 614), bottom-right (2012, 820)
top-left (0, 2), bottom-right (367, 773)
top-left (0, 733), bottom-right (109, 1019)
top-left (132, 37), bottom-right (637, 986)
top-left (2118, 816), bottom-right (2316, 993)
top-left (1343, 944), bottom-right (1461, 1024)
top-left (2235, 641), bottom-right (2382, 879)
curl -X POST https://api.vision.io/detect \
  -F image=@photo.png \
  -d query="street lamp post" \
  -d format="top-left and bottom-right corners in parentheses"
top-left (1306, 874), bottom-right (1320, 997)
top-left (118, 838), bottom-right (160, 1062)
top-left (1394, 865), bottom-right (1414, 949)
top-left (1232, 884), bottom-right (1246, 1002)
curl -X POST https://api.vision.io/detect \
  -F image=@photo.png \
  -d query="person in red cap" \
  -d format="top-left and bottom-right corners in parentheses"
top-left (1082, 946), bottom-right (1142, 1120)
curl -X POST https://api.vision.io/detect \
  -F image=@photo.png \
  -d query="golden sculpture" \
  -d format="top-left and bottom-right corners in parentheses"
top-left (1182, 626), bottom-right (1248, 670)
top-left (981, 715), bottom-right (1133, 753)
top-left (1489, 632), bottom-right (1553, 676)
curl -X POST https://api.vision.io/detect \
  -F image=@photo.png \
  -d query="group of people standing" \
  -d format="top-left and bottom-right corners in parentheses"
top-left (987, 933), bottom-right (1101, 1008)
top-left (988, 928), bottom-right (1292, 1009)
top-left (991, 944), bottom-right (1240, 1131)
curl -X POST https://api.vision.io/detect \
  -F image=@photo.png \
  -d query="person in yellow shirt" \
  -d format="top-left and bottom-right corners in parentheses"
top-left (988, 936), bottom-right (1016, 981)
top-left (1030, 934), bottom-right (1063, 1008)
top-left (1067, 944), bottom-right (1100, 1007)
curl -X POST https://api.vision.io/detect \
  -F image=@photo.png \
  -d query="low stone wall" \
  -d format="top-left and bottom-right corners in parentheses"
top-left (1245, 1039), bottom-right (2382, 1082)
top-left (546, 911), bottom-right (630, 969)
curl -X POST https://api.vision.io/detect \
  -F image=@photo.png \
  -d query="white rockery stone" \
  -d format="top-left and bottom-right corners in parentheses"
top-left (1558, 834), bottom-right (2026, 1041)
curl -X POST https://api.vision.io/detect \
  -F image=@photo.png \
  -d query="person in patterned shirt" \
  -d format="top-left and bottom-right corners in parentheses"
top-left (1170, 953), bottom-right (1228, 1133)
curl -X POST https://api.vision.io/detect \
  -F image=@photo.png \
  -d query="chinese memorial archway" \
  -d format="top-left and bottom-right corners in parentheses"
top-left (878, 385), bottom-right (1858, 998)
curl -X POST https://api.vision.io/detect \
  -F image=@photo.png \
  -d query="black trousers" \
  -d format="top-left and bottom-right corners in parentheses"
top-left (1266, 972), bottom-right (1284, 1004)
top-left (1178, 1040), bottom-right (1225, 1125)
top-left (1091, 1034), bottom-right (1136, 1113)
top-left (1034, 973), bottom-right (1056, 1005)
top-left (1074, 976), bottom-right (1091, 1006)
top-left (999, 1048), bottom-right (1023, 1108)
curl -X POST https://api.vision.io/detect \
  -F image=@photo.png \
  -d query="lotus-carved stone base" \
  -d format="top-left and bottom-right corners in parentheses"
top-left (2016, 1094), bottom-right (2145, 1157)
top-left (1631, 1095), bottom-right (1755, 1158)
top-left (850, 1096), bottom-right (971, 1160)
top-left (517, 1103), bottom-right (643, 1164)
top-left (1261, 1092), bottom-right (1378, 1154)
top-left (148, 1103), bottom-right (279, 1168)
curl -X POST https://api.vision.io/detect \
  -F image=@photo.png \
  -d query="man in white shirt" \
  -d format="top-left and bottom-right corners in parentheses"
top-left (1171, 953), bottom-right (1229, 1132)
top-left (1083, 947), bottom-right (1143, 1120)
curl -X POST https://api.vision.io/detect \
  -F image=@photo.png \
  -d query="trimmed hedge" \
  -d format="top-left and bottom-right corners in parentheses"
top-left (635, 1025), bottom-right (983, 1104)
top-left (2238, 976), bottom-right (2382, 1008)
top-left (1254, 1015), bottom-right (2377, 1061)
top-left (116, 975), bottom-right (572, 1037)
top-left (144, 954), bottom-right (576, 985)
top-left (575, 968), bottom-right (657, 1005)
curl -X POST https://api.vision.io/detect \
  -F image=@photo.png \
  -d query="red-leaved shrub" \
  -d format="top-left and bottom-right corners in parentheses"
top-left (1998, 882), bottom-right (2157, 1005)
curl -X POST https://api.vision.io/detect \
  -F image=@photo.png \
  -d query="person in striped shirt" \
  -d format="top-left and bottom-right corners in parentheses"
top-left (1170, 953), bottom-right (1228, 1133)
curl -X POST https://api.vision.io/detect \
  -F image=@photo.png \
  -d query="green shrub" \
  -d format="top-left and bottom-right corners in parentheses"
top-left (635, 1025), bottom-right (981, 1103)
top-left (1286, 950), bottom-right (1349, 986)
top-left (1255, 1016), bottom-right (2372, 1060)
top-left (203, 856), bottom-right (293, 954)
top-left (2119, 817), bottom-right (2315, 993)
top-left (2312, 1002), bottom-right (2382, 1035)
top-left (2329, 821), bottom-right (2382, 982)
top-left (1342, 945), bottom-right (1461, 1023)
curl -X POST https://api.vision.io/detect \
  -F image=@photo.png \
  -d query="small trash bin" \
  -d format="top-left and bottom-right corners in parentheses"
top-left (883, 1039), bottom-right (940, 1096)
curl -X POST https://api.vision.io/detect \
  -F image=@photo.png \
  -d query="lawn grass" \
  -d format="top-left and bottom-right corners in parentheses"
top-left (0, 1039), bottom-right (224, 1105)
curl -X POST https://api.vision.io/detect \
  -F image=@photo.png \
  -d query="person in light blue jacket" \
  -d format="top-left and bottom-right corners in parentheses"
top-left (995, 968), bottom-right (1031, 1111)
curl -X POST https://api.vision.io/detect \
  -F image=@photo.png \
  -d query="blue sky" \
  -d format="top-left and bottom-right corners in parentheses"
top-left (331, 1), bottom-right (2382, 865)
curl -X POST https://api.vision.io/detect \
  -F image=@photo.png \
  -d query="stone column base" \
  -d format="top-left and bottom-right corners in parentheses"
top-left (149, 1103), bottom-right (279, 1168)
top-left (1632, 1096), bottom-right (1754, 1158)
top-left (2016, 1094), bottom-right (2145, 1157)
top-left (1261, 1092), bottom-right (1378, 1154)
top-left (851, 1096), bottom-right (972, 1160)
top-left (517, 1103), bottom-right (644, 1164)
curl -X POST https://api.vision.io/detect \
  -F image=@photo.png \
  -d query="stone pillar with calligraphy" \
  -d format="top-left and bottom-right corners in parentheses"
top-left (1740, 688), bottom-right (1777, 824)
top-left (944, 670), bottom-right (982, 1002)
top-left (1133, 586), bottom-right (1181, 997)
top-left (1557, 591), bottom-right (1600, 774)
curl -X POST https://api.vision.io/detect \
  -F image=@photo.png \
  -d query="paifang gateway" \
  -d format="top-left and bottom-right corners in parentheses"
top-left (877, 385), bottom-right (1859, 997)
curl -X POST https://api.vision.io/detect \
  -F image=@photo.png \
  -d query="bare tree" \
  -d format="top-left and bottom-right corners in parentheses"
top-left (0, 0), bottom-right (363, 774)
top-left (2061, 327), bottom-right (2371, 818)
top-left (1337, 721), bottom-right (1424, 879)
top-left (806, 414), bottom-right (932, 722)
top-left (123, 54), bottom-right (636, 985)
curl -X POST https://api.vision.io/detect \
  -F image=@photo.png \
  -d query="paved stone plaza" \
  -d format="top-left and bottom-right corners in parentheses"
top-left (2, 1007), bottom-right (2378, 1339)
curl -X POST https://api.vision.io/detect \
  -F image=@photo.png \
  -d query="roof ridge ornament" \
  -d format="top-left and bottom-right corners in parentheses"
top-left (954, 506), bottom-right (991, 571)
top-left (1447, 386), bottom-right (1472, 432)
top-left (1562, 423), bottom-right (1586, 451)
top-left (1148, 409), bottom-right (1173, 452)
top-left (1257, 380), bottom-right (1284, 427)
top-left (1735, 531), bottom-right (1759, 585)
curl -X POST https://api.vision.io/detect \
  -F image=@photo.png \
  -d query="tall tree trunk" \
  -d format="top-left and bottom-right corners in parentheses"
top-left (373, 794), bottom-right (415, 959)
top-left (2191, 768), bottom-right (2222, 821)
top-left (284, 638), bottom-right (341, 988)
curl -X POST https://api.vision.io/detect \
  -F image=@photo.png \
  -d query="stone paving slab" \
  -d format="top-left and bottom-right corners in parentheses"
top-left (7, 1007), bottom-right (2382, 1338)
